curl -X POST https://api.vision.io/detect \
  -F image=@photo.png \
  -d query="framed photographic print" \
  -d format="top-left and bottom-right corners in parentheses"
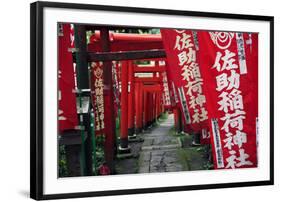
top-left (30, 1), bottom-right (274, 200)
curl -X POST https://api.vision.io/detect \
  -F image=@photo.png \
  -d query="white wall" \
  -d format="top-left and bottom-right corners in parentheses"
top-left (0, 0), bottom-right (279, 201)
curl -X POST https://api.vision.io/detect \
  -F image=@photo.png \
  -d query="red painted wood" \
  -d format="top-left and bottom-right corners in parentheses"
top-left (127, 61), bottom-right (135, 133)
top-left (139, 83), bottom-right (144, 129)
top-left (88, 31), bottom-right (164, 52)
top-left (147, 93), bottom-right (151, 124)
top-left (88, 41), bottom-right (163, 52)
top-left (134, 66), bottom-right (165, 73)
top-left (120, 61), bottom-right (129, 141)
top-left (100, 28), bottom-right (116, 171)
top-left (149, 93), bottom-right (153, 123)
top-left (134, 82), bottom-right (141, 132)
top-left (158, 92), bottom-right (161, 117)
top-left (173, 108), bottom-right (179, 132)
top-left (90, 31), bottom-right (162, 42)
top-left (154, 92), bottom-right (158, 119)
top-left (153, 93), bottom-right (156, 121)
top-left (134, 77), bottom-right (161, 83)
top-left (142, 84), bottom-right (162, 92)
top-left (143, 91), bottom-right (148, 127)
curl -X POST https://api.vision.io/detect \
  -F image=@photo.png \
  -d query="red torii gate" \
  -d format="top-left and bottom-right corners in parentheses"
top-left (89, 31), bottom-right (163, 52)
top-left (118, 60), bottom-right (166, 152)
top-left (87, 29), bottom-right (178, 170)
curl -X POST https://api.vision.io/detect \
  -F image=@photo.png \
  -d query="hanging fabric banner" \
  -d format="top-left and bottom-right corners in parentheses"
top-left (58, 23), bottom-right (79, 132)
top-left (90, 62), bottom-right (105, 135)
top-left (162, 61), bottom-right (180, 108)
top-left (161, 70), bottom-right (172, 109)
top-left (161, 29), bottom-right (209, 132)
top-left (69, 24), bottom-right (75, 49)
top-left (112, 61), bottom-right (120, 118)
top-left (197, 31), bottom-right (258, 169)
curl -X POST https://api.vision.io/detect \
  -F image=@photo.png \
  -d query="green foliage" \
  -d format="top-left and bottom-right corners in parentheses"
top-left (176, 148), bottom-right (191, 170)
top-left (58, 145), bottom-right (69, 177)
top-left (58, 134), bottom-right (107, 177)
top-left (134, 60), bottom-right (151, 65)
top-left (96, 135), bottom-right (105, 146)
top-left (86, 30), bottom-right (92, 44)
top-left (156, 112), bottom-right (169, 124)
top-left (203, 161), bottom-right (214, 170)
top-left (93, 134), bottom-right (106, 173)
top-left (94, 146), bottom-right (105, 170)
top-left (114, 28), bottom-right (160, 34)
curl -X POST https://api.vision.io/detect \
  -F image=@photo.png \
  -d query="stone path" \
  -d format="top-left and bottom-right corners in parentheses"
top-left (138, 114), bottom-right (183, 173)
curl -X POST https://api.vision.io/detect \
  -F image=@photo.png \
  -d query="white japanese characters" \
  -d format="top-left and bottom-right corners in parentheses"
top-left (162, 71), bottom-right (171, 106)
top-left (92, 62), bottom-right (105, 131)
top-left (58, 70), bottom-right (67, 121)
top-left (174, 30), bottom-right (208, 124)
top-left (211, 32), bottom-right (253, 169)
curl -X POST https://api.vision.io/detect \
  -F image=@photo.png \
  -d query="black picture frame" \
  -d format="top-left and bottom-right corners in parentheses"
top-left (30, 1), bottom-right (274, 200)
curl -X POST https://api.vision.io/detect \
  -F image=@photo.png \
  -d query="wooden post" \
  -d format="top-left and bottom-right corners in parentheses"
top-left (154, 93), bottom-right (157, 121)
top-left (143, 91), bottom-right (148, 129)
top-left (173, 108), bottom-right (180, 134)
top-left (139, 83), bottom-right (144, 131)
top-left (178, 108), bottom-right (183, 133)
top-left (100, 28), bottom-right (116, 173)
top-left (74, 25), bottom-right (89, 90)
top-left (148, 92), bottom-right (151, 127)
top-left (159, 92), bottom-right (162, 116)
top-left (127, 61), bottom-right (135, 136)
top-left (157, 92), bottom-right (160, 118)
top-left (153, 93), bottom-right (156, 121)
top-left (150, 93), bottom-right (154, 125)
top-left (134, 82), bottom-right (141, 134)
top-left (73, 24), bottom-right (92, 176)
top-left (151, 93), bottom-right (155, 124)
top-left (120, 61), bottom-right (130, 152)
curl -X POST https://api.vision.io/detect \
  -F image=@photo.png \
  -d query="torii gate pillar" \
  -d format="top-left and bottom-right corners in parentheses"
top-left (100, 28), bottom-right (116, 172)
top-left (120, 61), bottom-right (131, 153)
top-left (127, 61), bottom-right (135, 137)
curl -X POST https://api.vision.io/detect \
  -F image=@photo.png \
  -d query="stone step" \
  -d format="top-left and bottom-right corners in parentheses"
top-left (141, 142), bottom-right (181, 151)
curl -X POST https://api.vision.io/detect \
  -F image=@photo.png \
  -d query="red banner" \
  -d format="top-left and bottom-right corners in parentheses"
top-left (112, 61), bottom-right (121, 118)
top-left (161, 29), bottom-right (209, 132)
top-left (197, 31), bottom-right (258, 169)
top-left (69, 24), bottom-right (75, 49)
top-left (90, 62), bottom-right (105, 135)
top-left (58, 24), bottom-right (78, 132)
top-left (165, 62), bottom-right (179, 108)
top-left (161, 70), bottom-right (172, 109)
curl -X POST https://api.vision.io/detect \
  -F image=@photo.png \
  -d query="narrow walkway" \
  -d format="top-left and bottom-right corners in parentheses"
top-left (115, 113), bottom-right (210, 175)
top-left (138, 114), bottom-right (183, 173)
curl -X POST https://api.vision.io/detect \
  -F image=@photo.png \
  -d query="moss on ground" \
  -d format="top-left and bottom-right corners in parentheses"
top-left (115, 157), bottom-right (139, 174)
top-left (176, 148), bottom-right (191, 170)
top-left (173, 133), bottom-right (212, 171)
